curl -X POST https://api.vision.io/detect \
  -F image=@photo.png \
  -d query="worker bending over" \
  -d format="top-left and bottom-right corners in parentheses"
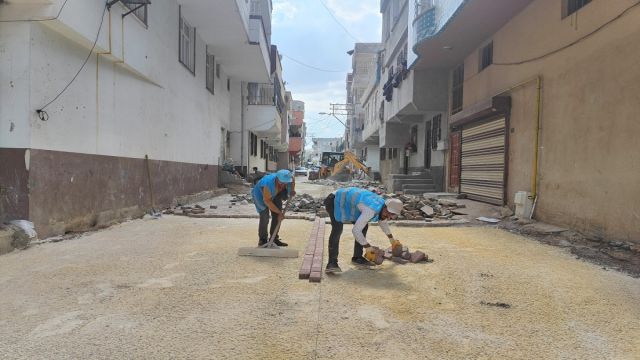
top-left (252, 169), bottom-right (296, 247)
top-left (323, 187), bottom-right (404, 273)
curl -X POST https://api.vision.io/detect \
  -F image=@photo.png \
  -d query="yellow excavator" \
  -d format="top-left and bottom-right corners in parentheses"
top-left (319, 151), bottom-right (369, 180)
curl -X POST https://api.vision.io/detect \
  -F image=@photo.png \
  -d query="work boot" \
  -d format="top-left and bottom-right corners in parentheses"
top-left (258, 239), bottom-right (267, 246)
top-left (274, 238), bottom-right (288, 247)
top-left (351, 257), bottom-right (374, 266)
top-left (325, 262), bottom-right (342, 273)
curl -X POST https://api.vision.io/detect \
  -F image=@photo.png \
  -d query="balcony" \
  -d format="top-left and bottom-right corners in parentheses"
top-left (246, 83), bottom-right (282, 139)
top-left (178, 0), bottom-right (270, 82)
top-left (411, 0), bottom-right (533, 69)
top-left (288, 137), bottom-right (303, 154)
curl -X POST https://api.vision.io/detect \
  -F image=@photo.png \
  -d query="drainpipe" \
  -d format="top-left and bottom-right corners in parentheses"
top-left (495, 75), bottom-right (543, 202)
top-left (531, 76), bottom-right (542, 200)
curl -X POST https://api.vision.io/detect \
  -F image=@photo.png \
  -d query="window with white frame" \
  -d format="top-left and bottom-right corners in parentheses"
top-left (206, 48), bottom-right (215, 94)
top-left (179, 7), bottom-right (196, 74)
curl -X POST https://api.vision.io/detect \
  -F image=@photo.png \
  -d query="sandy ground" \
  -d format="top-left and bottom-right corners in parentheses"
top-left (1, 212), bottom-right (639, 359)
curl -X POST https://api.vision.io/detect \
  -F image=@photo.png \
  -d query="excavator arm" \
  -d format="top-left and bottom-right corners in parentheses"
top-left (332, 151), bottom-right (369, 177)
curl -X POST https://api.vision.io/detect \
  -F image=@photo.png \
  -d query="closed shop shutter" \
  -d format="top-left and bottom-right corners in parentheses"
top-left (460, 118), bottom-right (506, 205)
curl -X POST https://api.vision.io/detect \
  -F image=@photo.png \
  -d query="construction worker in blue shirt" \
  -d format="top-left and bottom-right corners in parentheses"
top-left (252, 169), bottom-right (296, 247)
top-left (323, 187), bottom-right (404, 273)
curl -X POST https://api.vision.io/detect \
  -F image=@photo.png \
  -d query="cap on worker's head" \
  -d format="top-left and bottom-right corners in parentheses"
top-left (275, 169), bottom-right (293, 183)
top-left (384, 198), bottom-right (403, 215)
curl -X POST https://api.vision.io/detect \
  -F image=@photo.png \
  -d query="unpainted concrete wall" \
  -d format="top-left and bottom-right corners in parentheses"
top-left (460, 0), bottom-right (640, 242)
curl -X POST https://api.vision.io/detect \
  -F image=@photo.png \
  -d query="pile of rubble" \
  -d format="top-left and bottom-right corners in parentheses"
top-left (308, 179), bottom-right (387, 194)
top-left (385, 194), bottom-right (467, 221)
top-left (289, 193), bottom-right (323, 213)
top-left (229, 194), bottom-right (253, 205)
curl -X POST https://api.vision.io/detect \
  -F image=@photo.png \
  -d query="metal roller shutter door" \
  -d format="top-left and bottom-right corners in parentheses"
top-left (460, 118), bottom-right (506, 205)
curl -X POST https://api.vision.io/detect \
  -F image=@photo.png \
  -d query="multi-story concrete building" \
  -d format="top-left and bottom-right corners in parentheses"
top-left (243, 43), bottom-right (288, 173)
top-left (288, 100), bottom-right (305, 167)
top-left (308, 137), bottom-right (342, 165)
top-left (412, 0), bottom-right (640, 243)
top-left (0, 0), bottom-right (278, 237)
top-left (361, 0), bottom-right (450, 193)
top-left (347, 43), bottom-right (382, 172)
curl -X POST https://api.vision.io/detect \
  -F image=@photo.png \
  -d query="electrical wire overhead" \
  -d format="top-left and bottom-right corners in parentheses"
top-left (318, 0), bottom-right (361, 42)
top-left (281, 54), bottom-right (346, 73)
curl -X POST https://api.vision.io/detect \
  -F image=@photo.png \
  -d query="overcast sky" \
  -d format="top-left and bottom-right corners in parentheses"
top-left (271, 0), bottom-right (381, 147)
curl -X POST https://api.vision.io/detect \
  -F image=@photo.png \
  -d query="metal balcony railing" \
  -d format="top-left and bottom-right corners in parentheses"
top-left (247, 83), bottom-right (275, 105)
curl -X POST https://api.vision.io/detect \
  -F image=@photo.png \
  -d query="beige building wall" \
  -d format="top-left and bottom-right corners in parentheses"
top-left (459, 0), bottom-right (640, 242)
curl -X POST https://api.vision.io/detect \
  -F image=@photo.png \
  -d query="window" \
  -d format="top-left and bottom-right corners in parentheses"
top-left (227, 78), bottom-right (231, 92)
top-left (564, 0), bottom-right (591, 18)
top-left (392, 148), bottom-right (398, 159)
top-left (179, 7), bottom-right (196, 74)
top-left (216, 64), bottom-right (221, 79)
top-left (451, 64), bottom-right (464, 115)
top-left (124, 2), bottom-right (148, 25)
top-left (380, 148), bottom-right (386, 161)
top-left (206, 49), bottom-right (215, 94)
top-left (479, 41), bottom-right (493, 71)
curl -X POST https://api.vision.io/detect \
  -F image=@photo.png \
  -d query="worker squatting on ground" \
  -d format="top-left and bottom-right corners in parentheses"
top-left (251, 169), bottom-right (296, 247)
top-left (323, 187), bottom-right (404, 273)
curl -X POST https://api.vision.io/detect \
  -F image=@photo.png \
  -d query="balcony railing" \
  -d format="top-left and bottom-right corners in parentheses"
top-left (248, 83), bottom-right (276, 105)
top-left (414, 6), bottom-right (437, 44)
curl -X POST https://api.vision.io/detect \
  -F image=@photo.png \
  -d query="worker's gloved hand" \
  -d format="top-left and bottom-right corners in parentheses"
top-left (278, 213), bottom-right (285, 222)
top-left (364, 246), bottom-right (379, 263)
top-left (391, 239), bottom-right (403, 257)
top-left (290, 190), bottom-right (296, 197)
top-left (391, 239), bottom-right (402, 250)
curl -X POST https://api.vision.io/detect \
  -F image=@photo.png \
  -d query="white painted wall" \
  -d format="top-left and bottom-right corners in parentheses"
top-left (1, 0), bottom-right (246, 167)
top-left (0, 23), bottom-right (31, 148)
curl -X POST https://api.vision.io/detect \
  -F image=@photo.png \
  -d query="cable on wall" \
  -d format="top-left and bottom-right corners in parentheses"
top-left (494, 1), bottom-right (640, 66)
top-left (36, 3), bottom-right (108, 121)
top-left (0, 0), bottom-right (70, 23)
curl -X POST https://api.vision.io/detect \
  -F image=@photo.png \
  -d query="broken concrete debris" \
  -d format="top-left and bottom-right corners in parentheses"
top-left (382, 194), bottom-right (468, 221)
top-left (384, 246), bottom-right (429, 265)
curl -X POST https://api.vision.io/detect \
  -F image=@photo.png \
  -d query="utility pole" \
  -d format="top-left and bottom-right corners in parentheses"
top-left (319, 103), bottom-right (354, 151)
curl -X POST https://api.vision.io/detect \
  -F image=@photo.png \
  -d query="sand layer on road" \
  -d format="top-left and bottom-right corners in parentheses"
top-left (0, 216), bottom-right (638, 359)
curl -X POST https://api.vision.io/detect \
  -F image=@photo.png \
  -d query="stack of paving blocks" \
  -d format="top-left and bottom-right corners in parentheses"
top-left (299, 218), bottom-right (326, 283)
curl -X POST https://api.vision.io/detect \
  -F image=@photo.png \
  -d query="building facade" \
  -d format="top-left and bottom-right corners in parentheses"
top-left (360, 0), bottom-right (450, 192)
top-left (412, 0), bottom-right (640, 242)
top-left (347, 43), bottom-right (382, 172)
top-left (288, 100), bottom-right (305, 168)
top-left (0, 0), bottom-right (284, 237)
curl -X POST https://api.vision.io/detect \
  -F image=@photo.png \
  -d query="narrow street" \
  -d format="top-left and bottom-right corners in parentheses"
top-left (1, 183), bottom-right (638, 359)
top-left (2, 0), bottom-right (640, 359)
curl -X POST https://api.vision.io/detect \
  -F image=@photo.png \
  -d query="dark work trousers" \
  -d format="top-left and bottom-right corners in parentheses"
top-left (258, 190), bottom-right (288, 244)
top-left (324, 194), bottom-right (368, 265)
